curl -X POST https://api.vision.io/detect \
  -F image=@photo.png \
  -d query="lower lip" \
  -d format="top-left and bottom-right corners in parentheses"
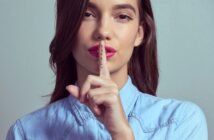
top-left (89, 51), bottom-right (116, 59)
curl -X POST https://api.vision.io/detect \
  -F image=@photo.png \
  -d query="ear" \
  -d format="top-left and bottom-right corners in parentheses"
top-left (134, 25), bottom-right (144, 47)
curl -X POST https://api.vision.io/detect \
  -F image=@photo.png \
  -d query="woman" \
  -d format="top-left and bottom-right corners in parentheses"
top-left (6, 0), bottom-right (208, 139)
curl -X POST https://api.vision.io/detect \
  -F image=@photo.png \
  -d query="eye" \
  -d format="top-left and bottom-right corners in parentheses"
top-left (116, 14), bottom-right (133, 22)
top-left (84, 11), bottom-right (95, 19)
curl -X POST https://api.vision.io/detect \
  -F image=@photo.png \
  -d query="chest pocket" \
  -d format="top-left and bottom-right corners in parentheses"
top-left (128, 112), bottom-right (177, 136)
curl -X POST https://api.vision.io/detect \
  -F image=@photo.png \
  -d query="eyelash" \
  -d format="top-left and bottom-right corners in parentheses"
top-left (83, 11), bottom-right (133, 22)
top-left (84, 11), bottom-right (95, 18)
top-left (116, 14), bottom-right (133, 22)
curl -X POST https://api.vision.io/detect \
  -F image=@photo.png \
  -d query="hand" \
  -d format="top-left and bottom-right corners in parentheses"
top-left (66, 41), bottom-right (134, 139)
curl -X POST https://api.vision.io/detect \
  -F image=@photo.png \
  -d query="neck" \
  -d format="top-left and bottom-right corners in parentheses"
top-left (76, 64), bottom-right (128, 90)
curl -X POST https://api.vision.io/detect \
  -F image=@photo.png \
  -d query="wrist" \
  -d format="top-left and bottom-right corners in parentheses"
top-left (111, 125), bottom-right (134, 140)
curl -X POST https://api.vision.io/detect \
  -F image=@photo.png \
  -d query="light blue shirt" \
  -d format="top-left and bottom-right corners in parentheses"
top-left (6, 76), bottom-right (208, 140)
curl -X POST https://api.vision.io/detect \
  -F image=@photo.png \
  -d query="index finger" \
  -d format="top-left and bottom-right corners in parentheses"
top-left (99, 41), bottom-right (110, 79)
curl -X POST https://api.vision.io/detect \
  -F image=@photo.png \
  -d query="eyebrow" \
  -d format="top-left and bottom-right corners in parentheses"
top-left (112, 4), bottom-right (136, 14)
top-left (87, 2), bottom-right (136, 14)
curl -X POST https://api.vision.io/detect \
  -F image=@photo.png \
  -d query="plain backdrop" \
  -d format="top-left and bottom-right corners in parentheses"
top-left (0, 0), bottom-right (213, 139)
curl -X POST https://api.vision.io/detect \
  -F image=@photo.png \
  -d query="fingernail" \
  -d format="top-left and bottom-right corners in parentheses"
top-left (100, 40), bottom-right (105, 47)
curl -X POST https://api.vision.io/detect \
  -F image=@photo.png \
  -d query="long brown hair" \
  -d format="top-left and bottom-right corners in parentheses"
top-left (49, 0), bottom-right (158, 103)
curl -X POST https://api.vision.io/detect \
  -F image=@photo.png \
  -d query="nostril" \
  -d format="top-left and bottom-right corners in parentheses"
top-left (93, 28), bottom-right (111, 41)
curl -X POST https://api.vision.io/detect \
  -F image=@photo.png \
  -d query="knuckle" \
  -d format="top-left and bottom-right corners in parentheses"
top-left (91, 96), bottom-right (97, 102)
top-left (113, 83), bottom-right (118, 89)
top-left (110, 88), bottom-right (118, 94)
top-left (87, 75), bottom-right (91, 79)
top-left (110, 94), bottom-right (118, 102)
top-left (87, 75), bottom-right (94, 80)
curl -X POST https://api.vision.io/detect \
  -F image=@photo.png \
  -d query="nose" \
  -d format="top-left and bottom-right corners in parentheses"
top-left (93, 17), bottom-right (112, 41)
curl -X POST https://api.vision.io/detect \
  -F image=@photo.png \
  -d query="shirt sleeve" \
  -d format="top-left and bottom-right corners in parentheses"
top-left (174, 102), bottom-right (208, 140)
top-left (6, 120), bottom-right (25, 140)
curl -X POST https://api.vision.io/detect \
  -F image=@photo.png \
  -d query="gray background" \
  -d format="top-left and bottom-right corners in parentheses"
top-left (0, 0), bottom-right (213, 139)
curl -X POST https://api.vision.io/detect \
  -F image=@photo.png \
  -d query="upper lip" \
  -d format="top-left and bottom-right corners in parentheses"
top-left (88, 45), bottom-right (117, 53)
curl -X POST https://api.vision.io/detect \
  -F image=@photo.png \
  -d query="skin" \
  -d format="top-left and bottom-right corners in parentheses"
top-left (66, 0), bottom-right (144, 139)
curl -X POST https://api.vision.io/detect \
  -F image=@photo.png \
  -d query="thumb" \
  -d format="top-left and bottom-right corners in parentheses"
top-left (66, 85), bottom-right (80, 99)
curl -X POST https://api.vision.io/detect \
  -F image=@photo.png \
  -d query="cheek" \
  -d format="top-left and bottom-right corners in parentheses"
top-left (117, 24), bottom-right (139, 44)
top-left (119, 46), bottom-right (134, 61)
top-left (118, 29), bottom-right (138, 53)
top-left (77, 22), bottom-right (95, 41)
top-left (116, 26), bottom-right (138, 62)
top-left (77, 27), bottom-right (90, 44)
top-left (73, 23), bottom-right (93, 57)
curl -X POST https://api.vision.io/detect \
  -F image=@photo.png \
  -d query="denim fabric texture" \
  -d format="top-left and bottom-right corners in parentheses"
top-left (6, 76), bottom-right (208, 140)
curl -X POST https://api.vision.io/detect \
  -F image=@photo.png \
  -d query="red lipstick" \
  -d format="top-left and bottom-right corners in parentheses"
top-left (88, 44), bottom-right (116, 59)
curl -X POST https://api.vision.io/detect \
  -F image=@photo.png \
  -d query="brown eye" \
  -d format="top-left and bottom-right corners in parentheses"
top-left (119, 15), bottom-right (131, 20)
top-left (84, 11), bottom-right (95, 19)
top-left (84, 12), bottom-right (91, 17)
top-left (116, 14), bottom-right (133, 23)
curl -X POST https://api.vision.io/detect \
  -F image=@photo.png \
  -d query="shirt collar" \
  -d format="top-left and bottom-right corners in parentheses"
top-left (119, 76), bottom-right (140, 116)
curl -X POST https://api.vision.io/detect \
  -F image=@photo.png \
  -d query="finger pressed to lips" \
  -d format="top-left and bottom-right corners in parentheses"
top-left (99, 41), bottom-right (110, 79)
top-left (79, 41), bottom-right (111, 102)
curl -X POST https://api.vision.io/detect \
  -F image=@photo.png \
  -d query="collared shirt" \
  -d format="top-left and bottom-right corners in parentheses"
top-left (6, 76), bottom-right (208, 140)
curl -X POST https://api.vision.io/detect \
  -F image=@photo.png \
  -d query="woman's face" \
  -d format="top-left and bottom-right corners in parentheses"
top-left (73, 0), bottom-right (144, 76)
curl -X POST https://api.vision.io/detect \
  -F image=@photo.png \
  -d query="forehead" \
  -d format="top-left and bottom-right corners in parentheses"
top-left (88, 0), bottom-right (139, 11)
